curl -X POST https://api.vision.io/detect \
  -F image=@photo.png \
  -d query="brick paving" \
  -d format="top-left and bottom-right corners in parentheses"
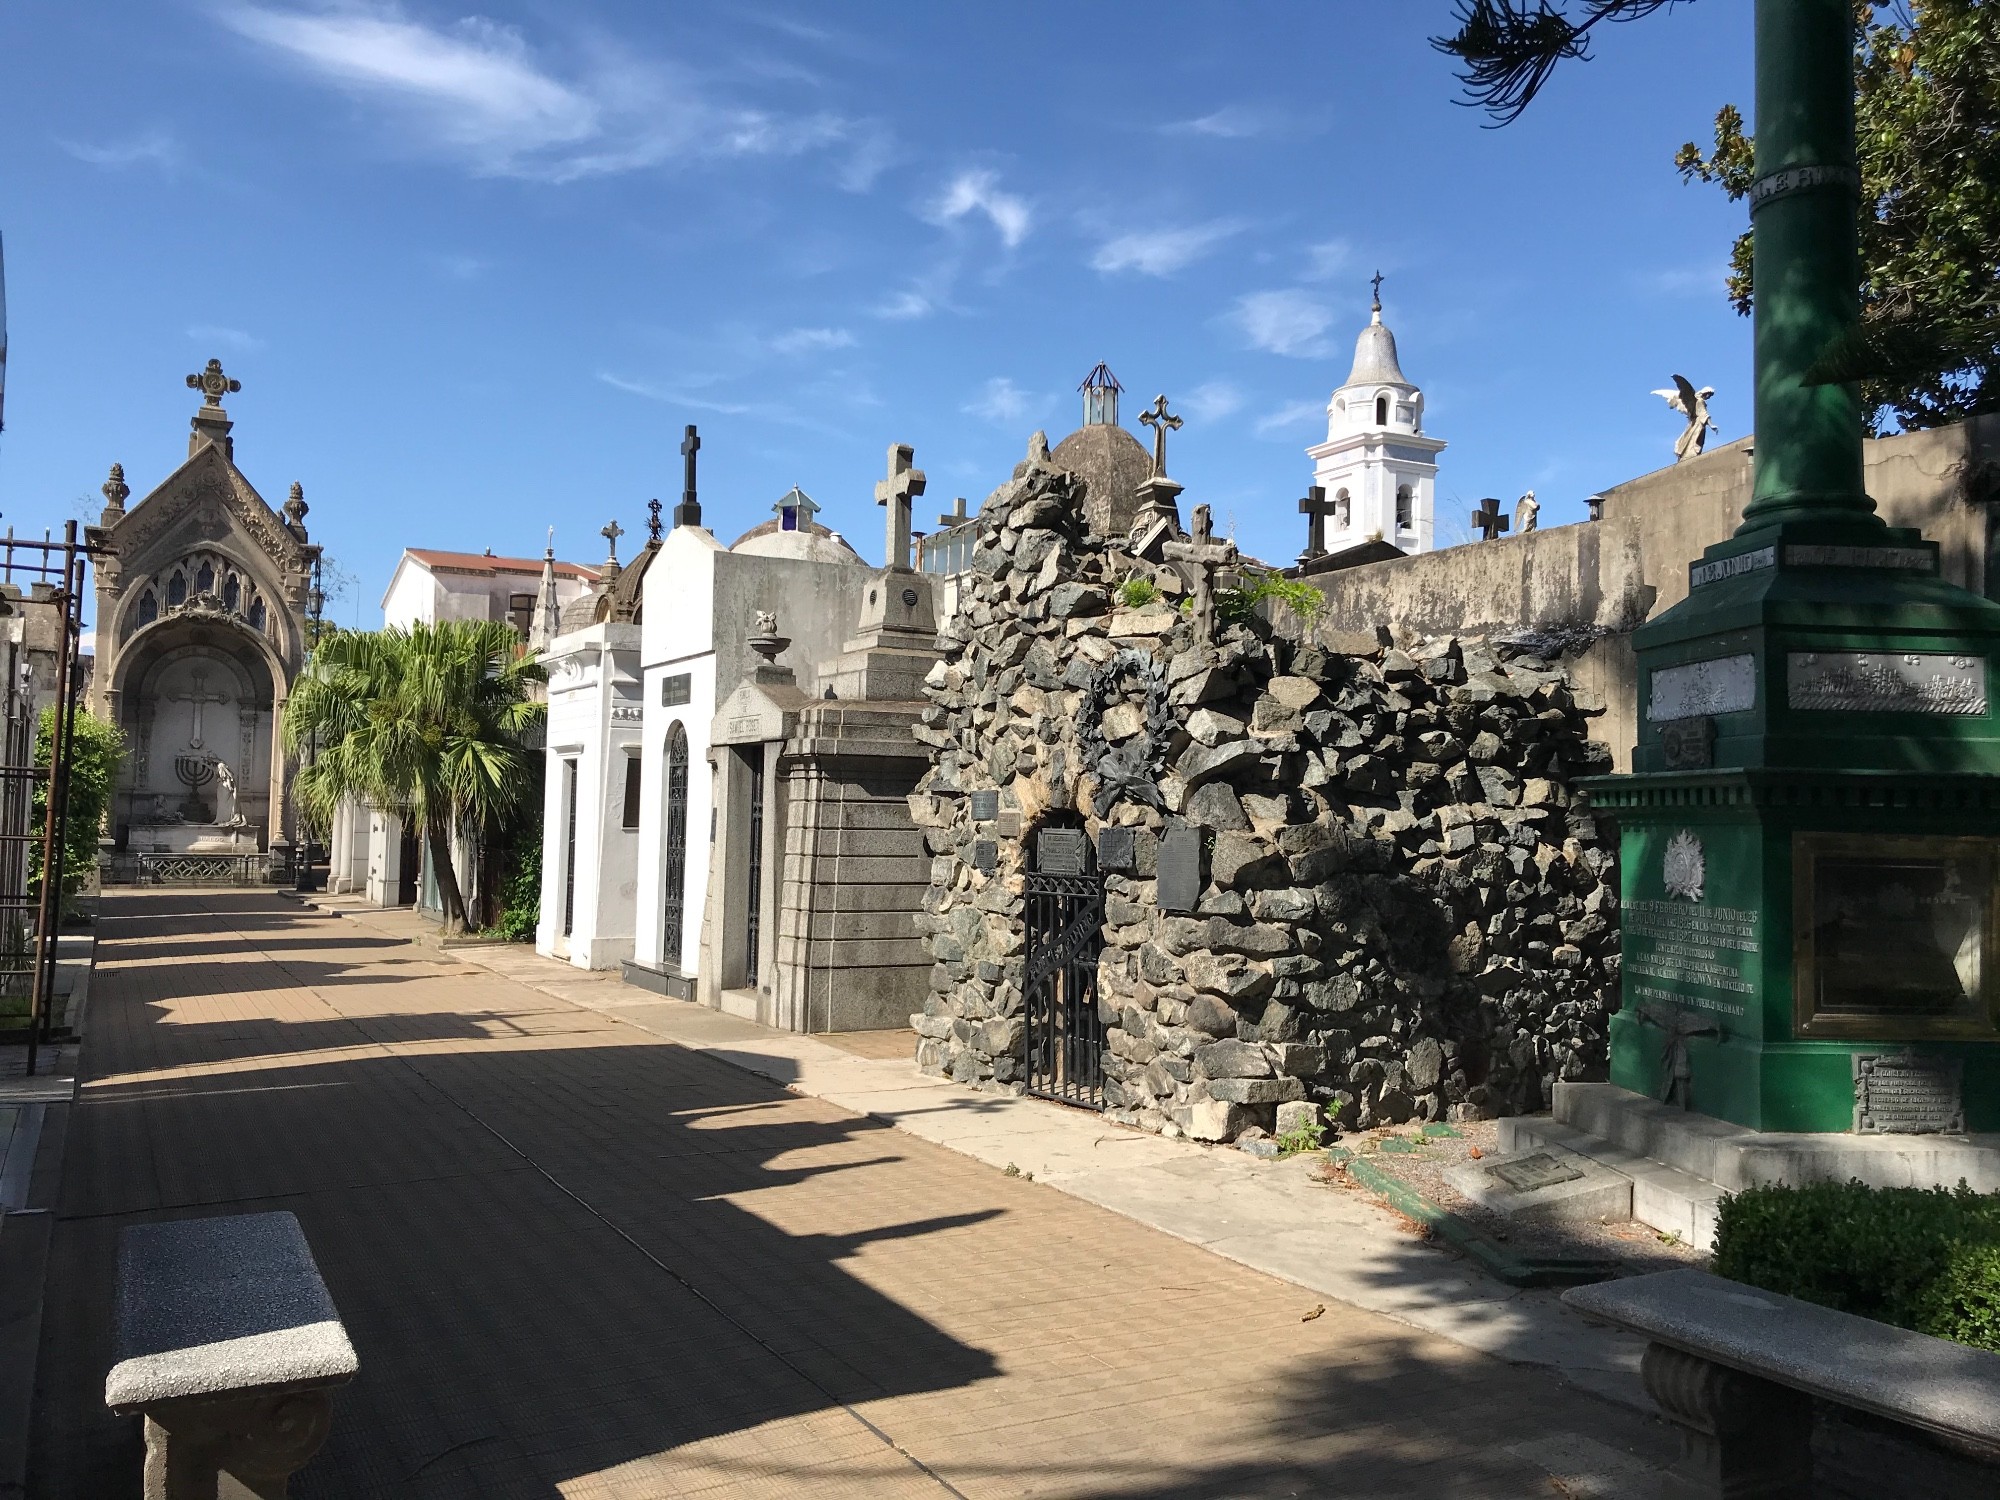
top-left (31, 890), bottom-right (1674, 1498)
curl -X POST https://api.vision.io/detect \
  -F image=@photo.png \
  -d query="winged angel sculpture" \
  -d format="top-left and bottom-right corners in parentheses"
top-left (1652, 375), bottom-right (1718, 462)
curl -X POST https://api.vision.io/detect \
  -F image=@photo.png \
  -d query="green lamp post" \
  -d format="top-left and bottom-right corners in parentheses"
top-left (1588, 0), bottom-right (2000, 1132)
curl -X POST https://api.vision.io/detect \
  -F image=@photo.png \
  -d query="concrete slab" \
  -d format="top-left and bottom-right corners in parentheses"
top-left (1444, 1148), bottom-right (1633, 1225)
top-left (1503, 1116), bottom-right (1727, 1250)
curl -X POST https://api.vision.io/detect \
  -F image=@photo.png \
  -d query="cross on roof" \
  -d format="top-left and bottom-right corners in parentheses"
top-left (647, 498), bottom-right (663, 544)
top-left (874, 443), bottom-right (926, 571)
top-left (937, 496), bottom-right (969, 529)
top-left (1297, 485), bottom-right (1339, 560)
top-left (675, 424), bottom-right (703, 529)
top-left (601, 518), bottom-right (624, 562)
top-left (185, 358), bottom-right (241, 408)
top-left (1138, 395), bottom-right (1182, 479)
top-left (1370, 270), bottom-right (1385, 307)
top-left (1471, 496), bottom-right (1510, 541)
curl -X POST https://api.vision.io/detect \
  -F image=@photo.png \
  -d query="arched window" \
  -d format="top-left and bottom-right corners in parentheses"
top-left (1396, 486), bottom-right (1413, 529)
top-left (195, 560), bottom-right (215, 594)
top-left (1375, 394), bottom-right (1390, 426)
top-left (223, 574), bottom-right (240, 611)
top-left (1335, 488), bottom-right (1351, 528)
top-left (137, 591), bottom-right (158, 627)
top-left (248, 598), bottom-right (267, 632)
top-left (661, 722), bottom-right (691, 968)
top-left (167, 572), bottom-right (187, 607)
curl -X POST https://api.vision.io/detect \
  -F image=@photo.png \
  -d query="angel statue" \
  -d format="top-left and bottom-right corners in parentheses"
top-left (1653, 375), bottom-right (1719, 462)
top-left (1515, 490), bottom-right (1539, 534)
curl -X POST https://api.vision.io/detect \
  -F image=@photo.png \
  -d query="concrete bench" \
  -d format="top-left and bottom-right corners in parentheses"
top-left (1565, 1268), bottom-right (2000, 1498)
top-left (105, 1212), bottom-right (358, 1499)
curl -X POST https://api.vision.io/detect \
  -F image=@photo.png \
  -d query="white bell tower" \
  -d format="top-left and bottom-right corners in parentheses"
top-left (1305, 277), bottom-right (1446, 556)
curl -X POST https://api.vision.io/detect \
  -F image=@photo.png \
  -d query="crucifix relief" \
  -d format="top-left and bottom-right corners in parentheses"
top-left (875, 443), bottom-right (926, 572)
top-left (1297, 485), bottom-right (1339, 562)
top-left (1138, 395), bottom-right (1182, 479)
top-left (1471, 496), bottom-right (1511, 541)
top-left (1163, 504), bottom-right (1238, 646)
top-left (169, 667), bottom-right (233, 750)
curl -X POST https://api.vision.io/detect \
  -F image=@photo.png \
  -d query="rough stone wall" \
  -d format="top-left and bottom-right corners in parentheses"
top-left (908, 458), bottom-right (1622, 1142)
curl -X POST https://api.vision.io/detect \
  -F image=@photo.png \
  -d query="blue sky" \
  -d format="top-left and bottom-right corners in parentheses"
top-left (0, 2), bottom-right (1755, 622)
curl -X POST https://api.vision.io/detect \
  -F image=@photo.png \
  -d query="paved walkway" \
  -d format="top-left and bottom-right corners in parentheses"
top-left (33, 891), bottom-right (1674, 1498)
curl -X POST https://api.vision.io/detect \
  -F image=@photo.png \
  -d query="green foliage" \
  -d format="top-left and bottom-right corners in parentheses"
top-left (1676, 1), bottom-right (2000, 431)
top-left (283, 620), bottom-right (546, 932)
top-left (1712, 1179), bottom-right (2000, 1353)
top-left (487, 825), bottom-right (541, 942)
top-left (1216, 569), bottom-right (1326, 628)
top-left (30, 707), bottom-right (124, 912)
top-left (1116, 575), bottom-right (1160, 609)
top-left (1275, 1118), bottom-right (1327, 1156)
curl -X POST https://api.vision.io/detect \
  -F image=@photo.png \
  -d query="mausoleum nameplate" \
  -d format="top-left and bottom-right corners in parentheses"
top-left (969, 790), bottom-right (999, 822)
top-left (1097, 826), bottom-right (1136, 872)
top-left (1690, 548), bottom-right (1774, 589)
top-left (660, 673), bottom-right (691, 707)
top-left (1784, 544), bottom-right (1936, 574)
top-left (1854, 1053), bottom-right (1965, 1135)
top-left (973, 840), bottom-right (997, 875)
top-left (1488, 1153), bottom-right (1585, 1193)
top-left (1658, 715), bottom-right (1715, 770)
top-left (1648, 654), bottom-right (1755, 721)
top-left (1037, 829), bottom-right (1087, 876)
top-left (1158, 827), bottom-right (1201, 913)
top-left (1787, 652), bottom-right (1986, 715)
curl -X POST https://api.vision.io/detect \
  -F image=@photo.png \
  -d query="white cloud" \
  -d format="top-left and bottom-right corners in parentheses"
top-left (873, 290), bottom-right (933, 320)
top-left (769, 326), bottom-right (855, 355)
top-left (1182, 381), bottom-right (1246, 422)
top-left (925, 169), bottom-right (1031, 248)
top-left (1254, 398), bottom-right (1327, 437)
top-left (962, 377), bottom-right (1045, 425)
top-left (1302, 239), bottom-right (1350, 281)
top-left (186, 324), bottom-right (264, 352)
top-left (1638, 263), bottom-right (1729, 296)
top-left (1230, 289), bottom-right (1336, 358)
top-left (1161, 106), bottom-right (1273, 140)
top-left (58, 128), bottom-right (180, 172)
top-left (430, 252), bottom-right (489, 280)
top-left (1091, 220), bottom-right (1246, 277)
top-left (211, 3), bottom-right (853, 182)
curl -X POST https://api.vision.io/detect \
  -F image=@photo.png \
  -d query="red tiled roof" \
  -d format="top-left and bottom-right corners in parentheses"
top-left (404, 549), bottom-right (599, 580)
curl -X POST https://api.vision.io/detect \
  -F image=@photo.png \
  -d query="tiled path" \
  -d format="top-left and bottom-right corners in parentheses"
top-left (32, 891), bottom-right (1674, 1498)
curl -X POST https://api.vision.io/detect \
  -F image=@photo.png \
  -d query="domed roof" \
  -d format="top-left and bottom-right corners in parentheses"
top-left (1051, 421), bottom-right (1151, 538)
top-left (728, 517), bottom-right (864, 565)
top-left (1345, 302), bottom-right (1410, 388)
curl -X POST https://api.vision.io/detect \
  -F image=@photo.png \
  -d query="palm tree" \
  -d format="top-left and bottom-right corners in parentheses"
top-left (283, 620), bottom-right (547, 934)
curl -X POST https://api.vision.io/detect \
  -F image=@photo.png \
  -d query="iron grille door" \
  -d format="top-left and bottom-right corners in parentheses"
top-left (743, 749), bottom-right (764, 987)
top-left (1023, 869), bottom-right (1106, 1109)
top-left (661, 725), bottom-right (689, 966)
top-left (562, 757), bottom-right (579, 937)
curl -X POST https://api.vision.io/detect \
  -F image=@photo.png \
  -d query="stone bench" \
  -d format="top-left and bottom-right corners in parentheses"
top-left (1565, 1268), bottom-right (2000, 1498)
top-left (105, 1211), bottom-right (358, 1499)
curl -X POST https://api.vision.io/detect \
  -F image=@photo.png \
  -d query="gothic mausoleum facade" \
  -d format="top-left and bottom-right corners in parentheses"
top-left (89, 362), bottom-right (319, 882)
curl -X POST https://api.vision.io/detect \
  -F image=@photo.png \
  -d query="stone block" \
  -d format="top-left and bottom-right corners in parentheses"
top-left (1275, 1100), bottom-right (1320, 1137)
top-left (1443, 1148), bottom-right (1632, 1225)
top-left (1185, 994), bottom-right (1239, 1037)
top-left (1209, 832), bottom-right (1284, 889)
top-left (1194, 1038), bottom-right (1272, 1079)
top-left (1185, 782), bottom-right (1248, 831)
top-left (1206, 1076), bottom-right (1305, 1105)
top-left (1187, 1098), bottom-right (1255, 1142)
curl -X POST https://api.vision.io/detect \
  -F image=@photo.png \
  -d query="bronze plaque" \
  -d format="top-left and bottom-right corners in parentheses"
top-left (1097, 826), bottom-right (1136, 872)
top-left (1037, 829), bottom-right (1087, 876)
top-left (973, 839), bottom-right (997, 875)
top-left (1158, 826), bottom-right (1202, 913)
top-left (1659, 715), bottom-right (1715, 770)
top-left (969, 790), bottom-right (999, 822)
top-left (1488, 1152), bottom-right (1586, 1193)
top-left (1854, 1053), bottom-right (1965, 1134)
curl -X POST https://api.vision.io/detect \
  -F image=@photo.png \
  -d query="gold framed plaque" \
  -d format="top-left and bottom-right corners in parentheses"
top-left (1793, 832), bottom-right (2000, 1041)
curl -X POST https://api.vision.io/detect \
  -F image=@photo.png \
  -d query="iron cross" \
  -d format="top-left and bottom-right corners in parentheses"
top-left (675, 424), bottom-right (703, 528)
top-left (1297, 485), bottom-right (1339, 560)
top-left (1370, 269), bottom-right (1385, 305)
top-left (185, 358), bottom-right (241, 408)
top-left (1139, 395), bottom-right (1181, 479)
top-left (1471, 496), bottom-right (1510, 541)
top-left (875, 443), bottom-right (926, 571)
top-left (647, 498), bottom-right (663, 544)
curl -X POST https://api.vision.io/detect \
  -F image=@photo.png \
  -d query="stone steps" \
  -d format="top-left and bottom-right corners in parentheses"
top-left (1498, 1116), bottom-right (1725, 1251)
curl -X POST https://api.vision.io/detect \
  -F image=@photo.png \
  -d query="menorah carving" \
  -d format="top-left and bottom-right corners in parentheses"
top-left (175, 753), bottom-right (216, 822)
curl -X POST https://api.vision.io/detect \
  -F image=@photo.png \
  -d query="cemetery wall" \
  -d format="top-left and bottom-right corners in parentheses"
top-left (1304, 414), bottom-right (2000, 770)
top-left (908, 459), bottom-right (1621, 1142)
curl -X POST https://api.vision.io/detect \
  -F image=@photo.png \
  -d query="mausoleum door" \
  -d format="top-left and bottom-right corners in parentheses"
top-left (561, 757), bottom-right (580, 938)
top-left (1023, 817), bottom-right (1106, 1110)
top-left (661, 724), bottom-right (690, 971)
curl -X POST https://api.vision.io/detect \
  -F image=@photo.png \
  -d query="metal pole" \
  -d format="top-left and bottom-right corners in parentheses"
top-left (25, 523), bottom-right (79, 1075)
top-left (42, 532), bottom-right (85, 1044)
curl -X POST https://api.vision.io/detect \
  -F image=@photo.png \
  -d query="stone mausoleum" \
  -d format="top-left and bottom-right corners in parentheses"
top-left (89, 361), bottom-right (318, 880)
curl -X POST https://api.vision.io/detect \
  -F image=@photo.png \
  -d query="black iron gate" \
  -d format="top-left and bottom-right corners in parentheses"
top-left (660, 723), bottom-right (689, 966)
top-left (1023, 833), bottom-right (1106, 1109)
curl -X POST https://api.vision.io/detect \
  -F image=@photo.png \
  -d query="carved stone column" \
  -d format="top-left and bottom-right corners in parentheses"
top-left (140, 1388), bottom-right (335, 1499)
top-left (1640, 1341), bottom-right (1813, 1498)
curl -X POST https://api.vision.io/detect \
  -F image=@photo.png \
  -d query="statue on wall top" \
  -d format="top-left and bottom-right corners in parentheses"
top-left (1515, 490), bottom-right (1539, 534)
top-left (1653, 375), bottom-right (1719, 462)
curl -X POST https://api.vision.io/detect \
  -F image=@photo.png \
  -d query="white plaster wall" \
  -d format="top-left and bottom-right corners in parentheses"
top-left (380, 566), bottom-right (440, 631)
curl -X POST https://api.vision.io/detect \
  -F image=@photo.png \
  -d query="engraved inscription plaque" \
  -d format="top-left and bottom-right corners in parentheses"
top-left (1096, 826), bottom-right (1136, 872)
top-left (1690, 546), bottom-right (1776, 589)
top-left (660, 672), bottom-right (692, 707)
top-left (1037, 829), bottom-right (1088, 876)
top-left (1854, 1053), bottom-right (1965, 1134)
top-left (1648, 654), bottom-right (1756, 721)
top-left (969, 790), bottom-right (999, 822)
top-left (1157, 826), bottom-right (1202, 913)
top-left (1659, 716), bottom-right (1715, 770)
top-left (1489, 1152), bottom-right (1586, 1193)
top-left (1788, 652), bottom-right (1986, 715)
top-left (973, 839), bottom-right (998, 875)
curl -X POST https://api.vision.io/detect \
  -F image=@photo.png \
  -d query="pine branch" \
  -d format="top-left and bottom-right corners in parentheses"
top-left (1432, 0), bottom-right (1694, 124)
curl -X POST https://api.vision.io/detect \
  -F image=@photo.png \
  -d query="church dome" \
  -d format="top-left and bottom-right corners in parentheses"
top-left (728, 518), bottom-right (864, 565)
top-left (1345, 307), bottom-right (1409, 388)
top-left (1051, 422), bottom-right (1150, 539)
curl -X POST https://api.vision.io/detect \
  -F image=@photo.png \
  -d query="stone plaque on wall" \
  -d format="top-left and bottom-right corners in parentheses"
top-left (973, 839), bottom-right (997, 875)
top-left (1854, 1053), bottom-right (1964, 1134)
top-left (1158, 826), bottom-right (1201, 913)
top-left (1659, 716), bottom-right (1715, 770)
top-left (1097, 826), bottom-right (1136, 872)
top-left (969, 790), bottom-right (999, 822)
top-left (660, 672), bottom-right (691, 706)
top-left (1788, 652), bottom-right (1986, 715)
top-left (1647, 653), bottom-right (1756, 721)
top-left (1037, 829), bottom-right (1087, 876)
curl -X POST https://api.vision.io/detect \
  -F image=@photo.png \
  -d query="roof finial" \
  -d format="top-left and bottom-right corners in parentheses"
top-left (1370, 270), bottom-right (1384, 321)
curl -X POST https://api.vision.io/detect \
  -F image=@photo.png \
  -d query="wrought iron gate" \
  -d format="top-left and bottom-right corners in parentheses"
top-left (660, 723), bottom-right (689, 965)
top-left (1023, 849), bottom-right (1106, 1109)
top-left (743, 749), bottom-right (764, 987)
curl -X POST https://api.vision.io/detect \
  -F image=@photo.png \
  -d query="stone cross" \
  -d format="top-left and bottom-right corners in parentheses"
top-left (169, 668), bottom-right (232, 750)
top-left (1297, 485), bottom-right (1339, 560)
top-left (1138, 395), bottom-right (1182, 479)
top-left (1471, 496), bottom-right (1510, 541)
top-left (647, 498), bottom-right (663, 544)
top-left (676, 424), bottom-right (702, 528)
top-left (875, 444), bottom-right (926, 571)
top-left (1162, 504), bottom-right (1238, 646)
top-left (601, 519), bottom-right (624, 564)
top-left (185, 359), bottom-right (241, 407)
top-left (937, 496), bottom-right (969, 529)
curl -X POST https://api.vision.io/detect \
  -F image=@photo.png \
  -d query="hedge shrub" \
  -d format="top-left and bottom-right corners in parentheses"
top-left (1712, 1180), bottom-right (2000, 1353)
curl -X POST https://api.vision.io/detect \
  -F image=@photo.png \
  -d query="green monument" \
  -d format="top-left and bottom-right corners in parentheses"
top-left (1588, 0), bottom-right (2000, 1133)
